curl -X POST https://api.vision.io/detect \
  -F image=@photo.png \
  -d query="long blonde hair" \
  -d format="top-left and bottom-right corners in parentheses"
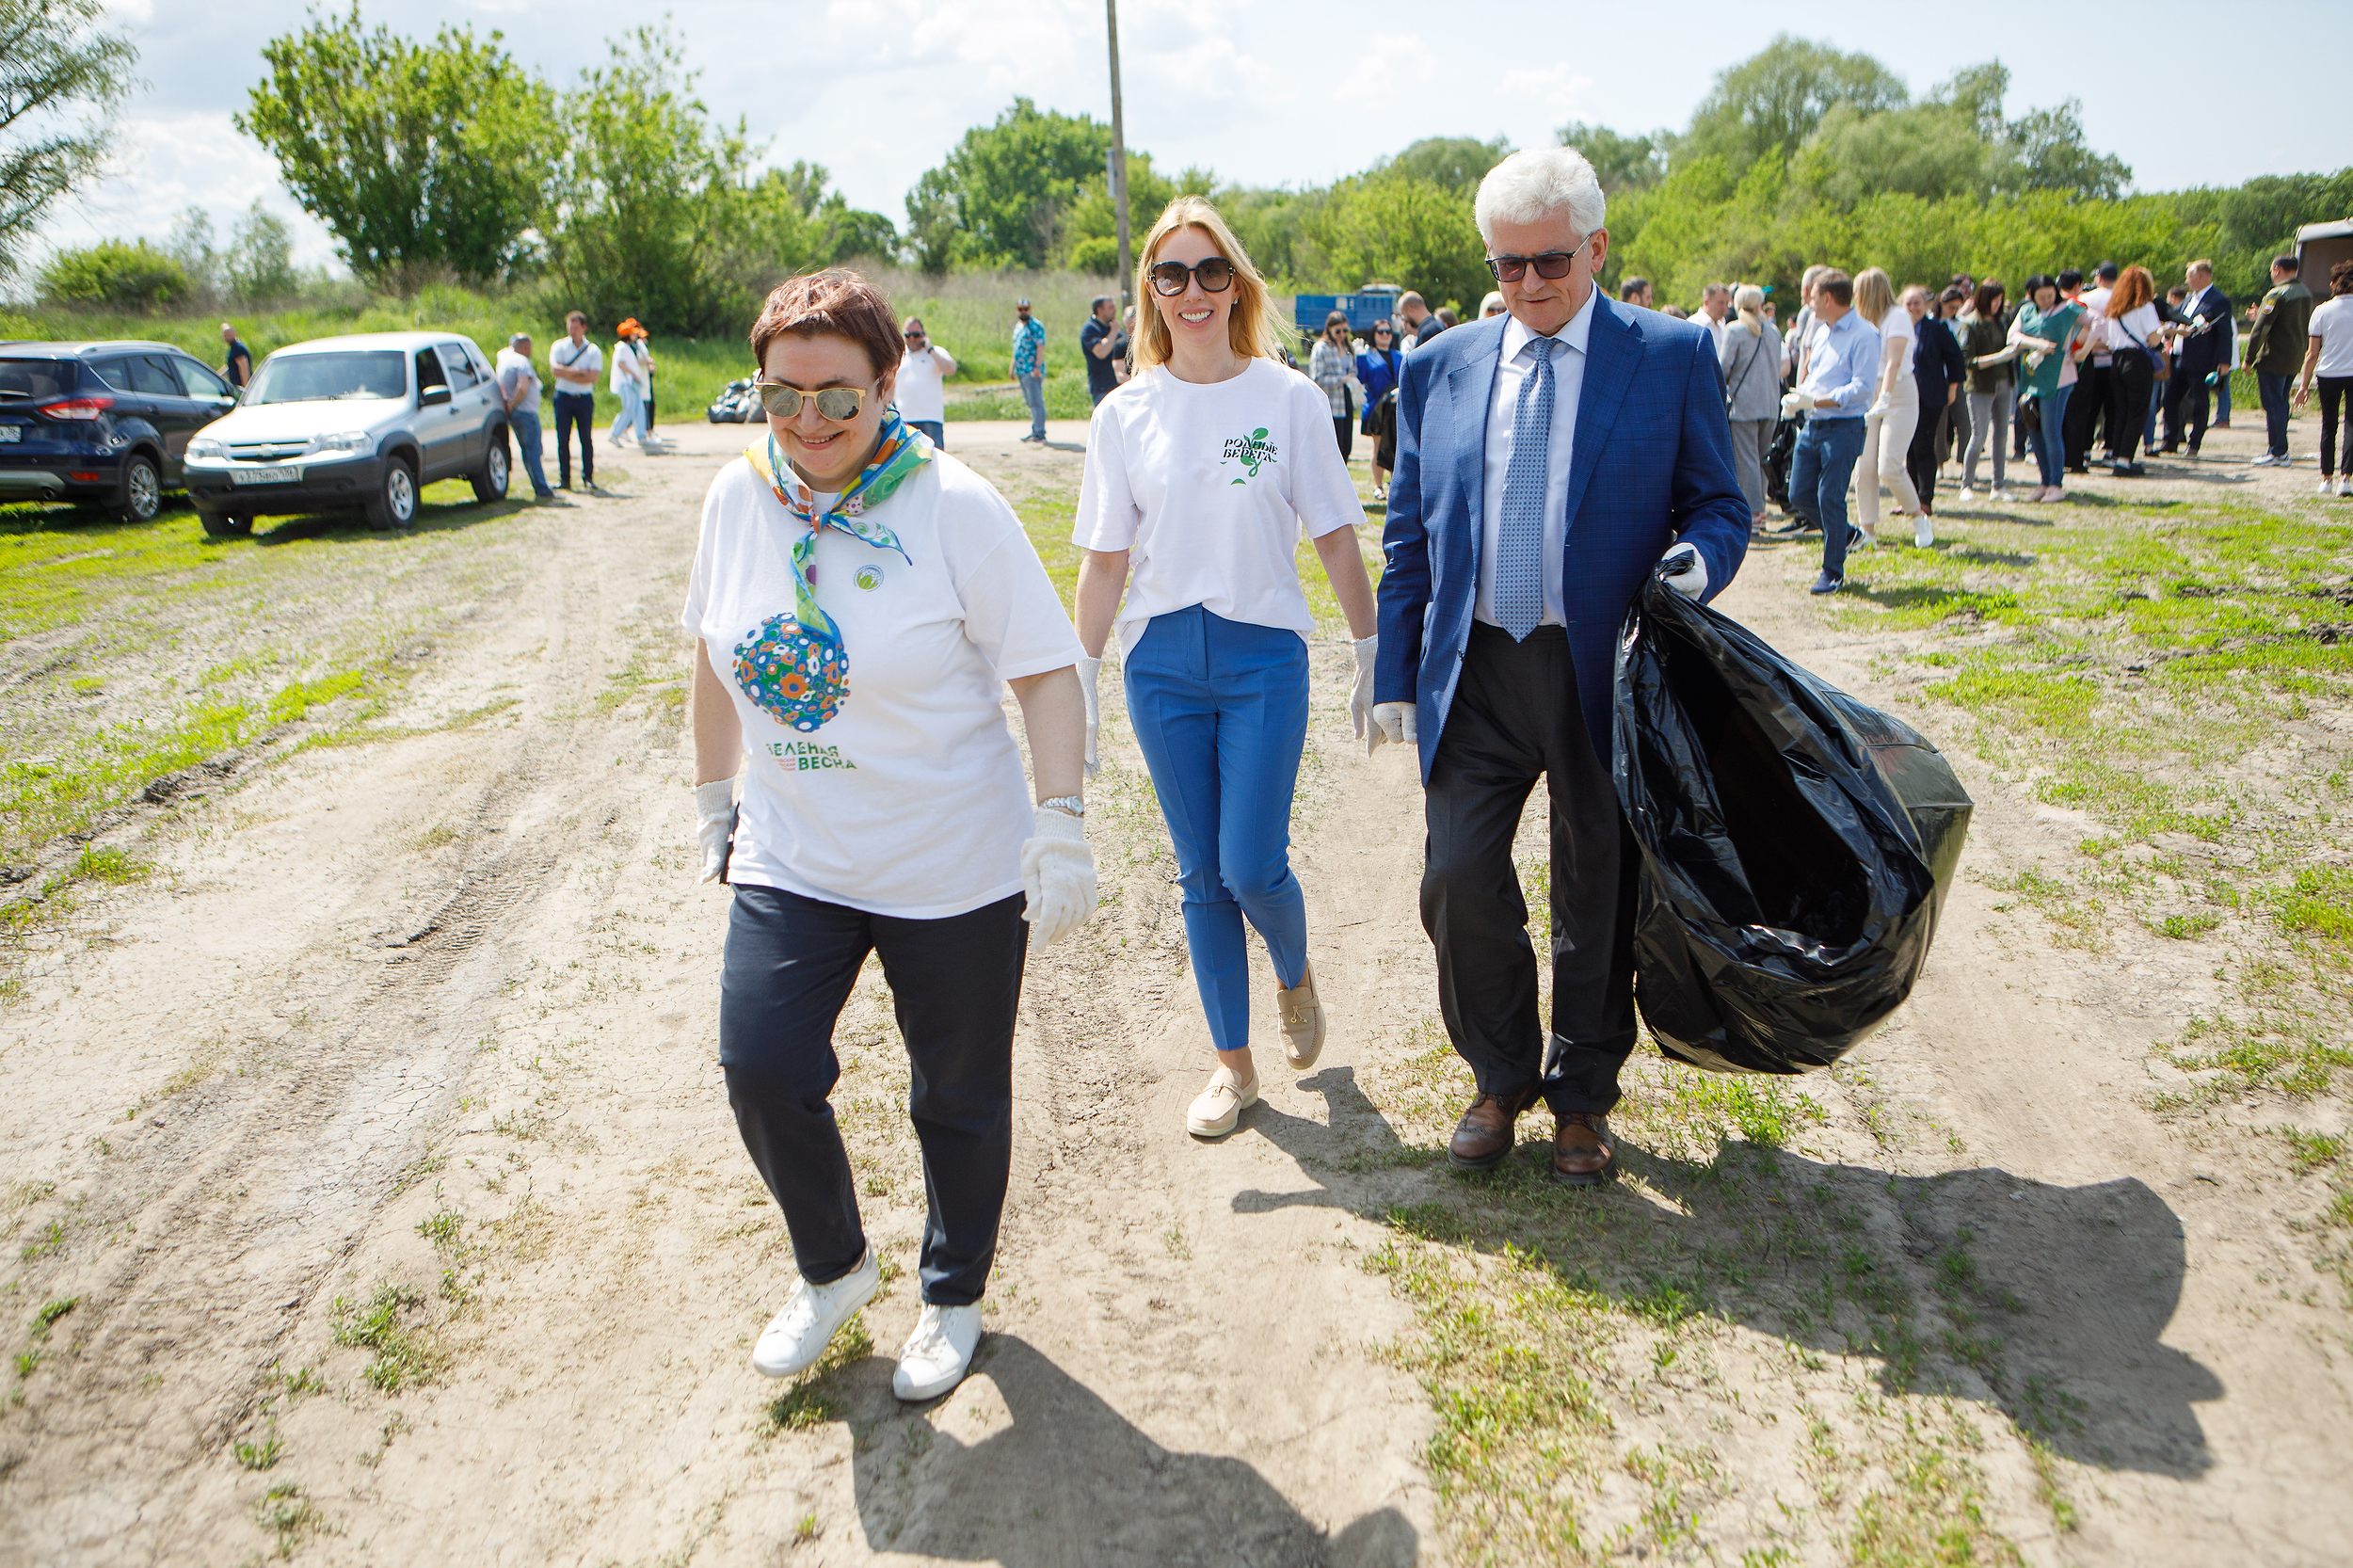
top-left (1131, 196), bottom-right (1289, 372)
top-left (1734, 283), bottom-right (1765, 334)
top-left (1853, 266), bottom-right (1897, 326)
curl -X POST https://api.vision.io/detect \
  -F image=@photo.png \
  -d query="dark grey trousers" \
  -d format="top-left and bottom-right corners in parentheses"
top-left (719, 884), bottom-right (1026, 1305)
top-left (1420, 623), bottom-right (1637, 1117)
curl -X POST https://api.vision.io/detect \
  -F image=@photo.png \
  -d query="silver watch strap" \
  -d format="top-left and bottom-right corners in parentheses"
top-left (1038, 794), bottom-right (1086, 818)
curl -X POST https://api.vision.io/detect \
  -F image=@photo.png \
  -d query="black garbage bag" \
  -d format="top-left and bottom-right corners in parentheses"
top-left (1612, 575), bottom-right (1972, 1074)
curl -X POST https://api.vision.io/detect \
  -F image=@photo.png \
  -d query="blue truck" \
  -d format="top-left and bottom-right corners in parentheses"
top-left (1293, 287), bottom-right (1404, 335)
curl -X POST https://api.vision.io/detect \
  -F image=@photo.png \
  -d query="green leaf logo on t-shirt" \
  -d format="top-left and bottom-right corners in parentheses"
top-left (1220, 427), bottom-right (1278, 484)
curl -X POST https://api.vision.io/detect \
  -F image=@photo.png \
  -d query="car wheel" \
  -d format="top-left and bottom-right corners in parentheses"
top-left (471, 427), bottom-right (510, 504)
top-left (197, 510), bottom-right (253, 538)
top-left (116, 454), bottom-right (163, 523)
top-left (365, 456), bottom-right (419, 530)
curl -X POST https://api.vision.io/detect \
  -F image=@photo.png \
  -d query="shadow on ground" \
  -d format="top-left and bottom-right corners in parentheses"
top-left (827, 1334), bottom-right (1418, 1566)
top-left (1231, 1064), bottom-right (2219, 1480)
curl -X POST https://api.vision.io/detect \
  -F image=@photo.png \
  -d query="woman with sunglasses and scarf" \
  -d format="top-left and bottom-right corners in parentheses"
top-left (1073, 197), bottom-right (1380, 1141)
top-left (684, 270), bottom-right (1094, 1404)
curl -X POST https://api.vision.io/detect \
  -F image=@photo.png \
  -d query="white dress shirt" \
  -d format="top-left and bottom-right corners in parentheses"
top-left (1475, 288), bottom-right (1596, 629)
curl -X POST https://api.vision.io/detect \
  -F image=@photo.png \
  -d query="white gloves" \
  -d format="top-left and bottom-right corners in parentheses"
top-left (693, 778), bottom-right (736, 884)
top-left (1780, 389), bottom-right (1807, 420)
top-left (1371, 701), bottom-right (1417, 752)
top-left (1659, 543), bottom-right (1707, 600)
top-left (1020, 806), bottom-right (1096, 946)
top-left (1079, 655), bottom-right (1103, 778)
top-left (1866, 396), bottom-right (1891, 420)
top-left (1348, 634), bottom-right (1378, 747)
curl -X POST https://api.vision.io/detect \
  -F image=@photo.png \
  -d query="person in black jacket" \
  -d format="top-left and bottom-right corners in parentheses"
top-left (2161, 259), bottom-right (2233, 457)
top-left (1906, 284), bottom-right (1966, 512)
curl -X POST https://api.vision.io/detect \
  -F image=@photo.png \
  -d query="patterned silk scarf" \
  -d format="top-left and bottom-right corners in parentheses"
top-left (735, 415), bottom-right (931, 732)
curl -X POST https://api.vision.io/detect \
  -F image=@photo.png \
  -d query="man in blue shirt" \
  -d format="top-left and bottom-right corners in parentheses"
top-left (1078, 296), bottom-right (1125, 407)
top-left (1010, 299), bottom-right (1048, 441)
top-left (219, 322), bottom-right (252, 390)
top-left (1785, 271), bottom-right (1879, 594)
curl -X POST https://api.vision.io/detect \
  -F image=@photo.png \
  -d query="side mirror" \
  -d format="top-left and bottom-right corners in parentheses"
top-left (420, 384), bottom-right (452, 407)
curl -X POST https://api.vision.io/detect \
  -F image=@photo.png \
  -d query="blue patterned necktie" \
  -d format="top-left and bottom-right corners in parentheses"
top-left (1495, 336), bottom-right (1561, 641)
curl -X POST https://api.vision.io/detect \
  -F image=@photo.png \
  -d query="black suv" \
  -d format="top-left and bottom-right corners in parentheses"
top-left (0, 342), bottom-right (239, 522)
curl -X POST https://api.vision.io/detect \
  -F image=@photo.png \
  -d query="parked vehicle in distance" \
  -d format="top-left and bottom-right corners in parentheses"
top-left (183, 331), bottom-right (509, 536)
top-left (707, 377), bottom-right (760, 423)
top-left (0, 341), bottom-right (239, 521)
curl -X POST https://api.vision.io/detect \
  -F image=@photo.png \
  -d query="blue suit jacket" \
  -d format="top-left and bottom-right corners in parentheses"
top-left (1374, 296), bottom-right (1752, 780)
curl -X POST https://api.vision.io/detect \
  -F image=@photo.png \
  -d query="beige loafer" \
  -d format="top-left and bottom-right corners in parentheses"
top-left (1186, 1065), bottom-right (1257, 1139)
top-left (1277, 963), bottom-right (1325, 1070)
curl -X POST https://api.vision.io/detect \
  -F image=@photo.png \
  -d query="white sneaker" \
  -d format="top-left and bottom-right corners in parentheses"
top-left (2323, 480), bottom-right (2339, 498)
top-left (892, 1302), bottom-right (983, 1401)
top-left (1913, 514), bottom-right (1934, 549)
top-left (1957, 485), bottom-right (1977, 501)
top-left (2250, 453), bottom-right (2278, 468)
top-left (752, 1250), bottom-right (880, 1378)
top-left (2338, 478), bottom-right (2352, 497)
top-left (1185, 1064), bottom-right (1257, 1138)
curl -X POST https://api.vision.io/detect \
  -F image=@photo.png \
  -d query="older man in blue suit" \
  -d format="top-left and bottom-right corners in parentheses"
top-left (1369, 146), bottom-right (1750, 1185)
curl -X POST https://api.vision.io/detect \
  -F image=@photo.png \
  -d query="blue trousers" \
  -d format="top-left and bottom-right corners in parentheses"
top-left (2030, 384), bottom-right (2073, 488)
top-left (1789, 416), bottom-right (1865, 580)
top-left (1018, 373), bottom-right (1047, 440)
top-left (2258, 371), bottom-right (2292, 458)
top-left (1125, 606), bottom-right (1310, 1054)
top-left (508, 407), bottom-right (552, 497)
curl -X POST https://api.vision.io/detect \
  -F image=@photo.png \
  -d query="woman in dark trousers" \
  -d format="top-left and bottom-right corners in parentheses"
top-left (1906, 284), bottom-right (1967, 510)
top-left (1355, 319), bottom-right (1403, 501)
top-left (1307, 310), bottom-right (1359, 461)
top-left (685, 269), bottom-right (1095, 1405)
top-left (2097, 264), bottom-right (2164, 475)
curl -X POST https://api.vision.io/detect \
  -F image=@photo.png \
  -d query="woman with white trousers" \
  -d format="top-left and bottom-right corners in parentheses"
top-left (1853, 267), bottom-right (1929, 548)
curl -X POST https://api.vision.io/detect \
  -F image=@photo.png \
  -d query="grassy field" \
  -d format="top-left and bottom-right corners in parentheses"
top-left (10, 265), bottom-right (1302, 431)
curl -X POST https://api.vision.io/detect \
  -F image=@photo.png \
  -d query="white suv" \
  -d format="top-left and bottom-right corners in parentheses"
top-left (183, 330), bottom-right (510, 536)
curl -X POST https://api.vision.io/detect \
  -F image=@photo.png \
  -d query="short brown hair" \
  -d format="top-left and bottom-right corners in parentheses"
top-left (2332, 258), bottom-right (2353, 296)
top-left (566, 310), bottom-right (586, 325)
top-left (751, 269), bottom-right (900, 379)
top-left (1816, 270), bottom-right (1853, 308)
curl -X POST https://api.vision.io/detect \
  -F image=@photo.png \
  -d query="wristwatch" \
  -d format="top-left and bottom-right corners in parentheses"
top-left (1039, 794), bottom-right (1086, 819)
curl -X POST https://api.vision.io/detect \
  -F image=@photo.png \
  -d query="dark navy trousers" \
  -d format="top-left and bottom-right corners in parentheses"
top-left (719, 884), bottom-right (1025, 1305)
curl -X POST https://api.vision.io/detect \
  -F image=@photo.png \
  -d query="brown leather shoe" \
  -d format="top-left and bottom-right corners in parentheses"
top-left (1448, 1085), bottom-right (1541, 1171)
top-left (1552, 1112), bottom-right (1616, 1186)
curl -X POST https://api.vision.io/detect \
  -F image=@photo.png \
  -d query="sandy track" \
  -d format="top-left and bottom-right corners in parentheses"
top-left (1, 421), bottom-right (2346, 1563)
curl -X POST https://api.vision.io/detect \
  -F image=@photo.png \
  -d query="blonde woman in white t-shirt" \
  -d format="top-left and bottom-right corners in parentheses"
top-left (1072, 196), bottom-right (1380, 1140)
top-left (1853, 268), bottom-right (1929, 548)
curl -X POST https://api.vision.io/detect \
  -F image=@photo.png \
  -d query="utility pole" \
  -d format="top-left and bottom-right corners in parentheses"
top-left (1106, 0), bottom-right (1133, 308)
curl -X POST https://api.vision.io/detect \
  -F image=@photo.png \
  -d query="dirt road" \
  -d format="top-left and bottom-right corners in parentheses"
top-left (1, 420), bottom-right (2346, 1564)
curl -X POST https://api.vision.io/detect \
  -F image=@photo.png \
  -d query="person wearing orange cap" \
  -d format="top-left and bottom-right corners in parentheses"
top-left (610, 317), bottom-right (651, 448)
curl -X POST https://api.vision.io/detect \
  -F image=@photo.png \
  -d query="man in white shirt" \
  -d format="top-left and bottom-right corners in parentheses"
top-left (548, 310), bottom-right (602, 490)
top-left (494, 333), bottom-right (555, 501)
top-left (894, 315), bottom-right (956, 448)
top-left (1695, 283), bottom-right (1732, 356)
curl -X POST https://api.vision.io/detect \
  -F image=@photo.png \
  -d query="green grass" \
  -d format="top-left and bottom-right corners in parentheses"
top-left (330, 1281), bottom-right (441, 1393)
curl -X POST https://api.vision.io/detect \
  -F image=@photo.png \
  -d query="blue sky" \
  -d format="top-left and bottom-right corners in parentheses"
top-left (45, 0), bottom-right (2343, 275)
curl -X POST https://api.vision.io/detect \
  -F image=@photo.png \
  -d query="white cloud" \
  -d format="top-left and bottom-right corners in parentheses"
top-left (1334, 33), bottom-right (1432, 104)
top-left (1499, 63), bottom-right (1593, 118)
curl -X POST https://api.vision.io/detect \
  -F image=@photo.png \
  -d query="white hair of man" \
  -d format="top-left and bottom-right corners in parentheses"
top-left (1473, 147), bottom-right (1607, 248)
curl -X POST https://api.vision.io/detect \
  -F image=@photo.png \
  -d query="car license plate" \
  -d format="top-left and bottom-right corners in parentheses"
top-left (231, 464), bottom-right (298, 486)
top-left (0, 426), bottom-right (20, 443)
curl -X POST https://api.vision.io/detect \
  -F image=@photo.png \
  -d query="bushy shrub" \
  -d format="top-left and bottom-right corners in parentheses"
top-left (1068, 236), bottom-right (1119, 276)
top-left (38, 241), bottom-right (192, 312)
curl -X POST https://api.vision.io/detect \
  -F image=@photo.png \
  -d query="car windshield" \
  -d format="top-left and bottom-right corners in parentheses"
top-left (0, 360), bottom-right (77, 400)
top-left (245, 351), bottom-right (408, 405)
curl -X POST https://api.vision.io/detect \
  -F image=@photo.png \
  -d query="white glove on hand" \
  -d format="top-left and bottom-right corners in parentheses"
top-left (1659, 543), bottom-right (1707, 600)
top-left (1078, 655), bottom-right (1103, 778)
top-left (693, 778), bottom-right (736, 884)
top-left (1349, 634), bottom-right (1378, 745)
top-left (1020, 807), bottom-right (1096, 946)
top-left (1371, 701), bottom-right (1417, 751)
top-left (1866, 396), bottom-right (1891, 420)
top-left (1780, 389), bottom-right (1806, 420)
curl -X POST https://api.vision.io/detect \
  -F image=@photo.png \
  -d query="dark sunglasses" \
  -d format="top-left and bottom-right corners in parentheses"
top-left (1148, 257), bottom-right (1237, 296)
top-left (755, 379), bottom-right (875, 420)
top-left (1486, 248), bottom-right (1585, 282)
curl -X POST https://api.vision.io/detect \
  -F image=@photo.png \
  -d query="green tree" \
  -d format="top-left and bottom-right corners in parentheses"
top-left (224, 200), bottom-right (299, 300)
top-left (1377, 136), bottom-right (1511, 193)
top-left (544, 27), bottom-right (751, 333)
top-left (1558, 121), bottom-right (1667, 194)
top-left (2009, 100), bottom-right (2130, 200)
top-left (1308, 174), bottom-right (1489, 311)
top-left (1059, 150), bottom-right (1215, 272)
top-left (903, 98), bottom-right (1112, 272)
top-left (1799, 101), bottom-right (2004, 206)
top-left (239, 6), bottom-right (557, 286)
top-left (0, 0), bottom-right (136, 274)
top-left (37, 239), bottom-right (189, 310)
top-left (1681, 35), bottom-right (1908, 174)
